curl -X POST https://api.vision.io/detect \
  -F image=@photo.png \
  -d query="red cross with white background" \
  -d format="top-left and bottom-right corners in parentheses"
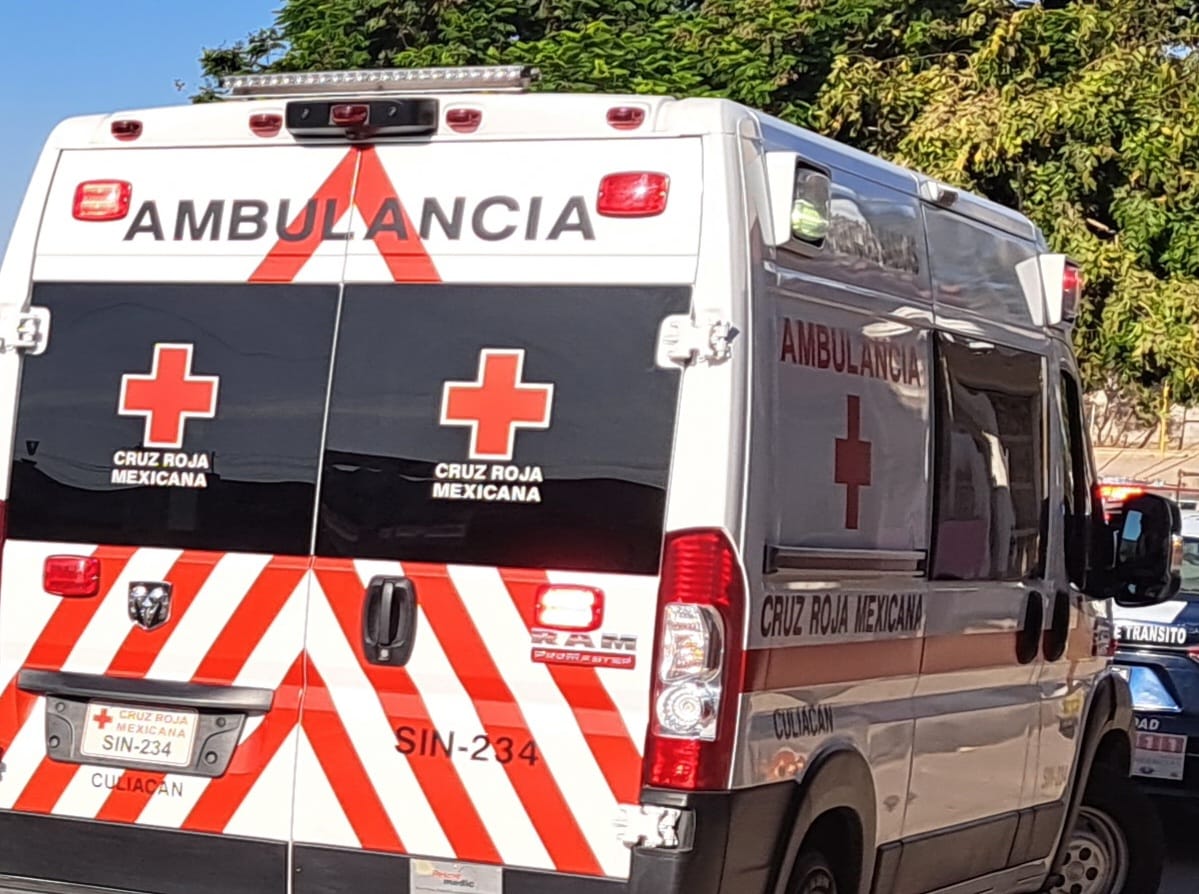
top-left (440, 349), bottom-right (554, 461)
top-left (119, 343), bottom-right (220, 449)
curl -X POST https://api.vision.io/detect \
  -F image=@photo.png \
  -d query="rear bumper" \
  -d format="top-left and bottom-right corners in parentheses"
top-left (297, 783), bottom-right (794, 894)
top-left (0, 783), bottom-right (793, 894)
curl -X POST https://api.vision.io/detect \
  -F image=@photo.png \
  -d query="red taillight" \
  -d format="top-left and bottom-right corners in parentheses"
top-left (111, 119), bottom-right (142, 142)
top-left (44, 556), bottom-right (101, 598)
top-left (446, 108), bottom-right (482, 133)
top-left (535, 585), bottom-right (604, 632)
top-left (607, 106), bottom-right (645, 130)
top-left (250, 113), bottom-right (283, 137)
top-left (643, 529), bottom-right (746, 791)
top-left (597, 172), bottom-right (669, 218)
top-left (331, 104), bottom-right (369, 127)
top-left (73, 181), bottom-right (132, 222)
top-left (1063, 263), bottom-right (1081, 295)
top-left (1063, 262), bottom-right (1083, 319)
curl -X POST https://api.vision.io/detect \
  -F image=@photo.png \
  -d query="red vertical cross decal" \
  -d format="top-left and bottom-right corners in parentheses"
top-left (834, 394), bottom-right (872, 530)
top-left (441, 349), bottom-right (554, 461)
top-left (93, 709), bottom-right (113, 730)
top-left (119, 343), bottom-right (220, 450)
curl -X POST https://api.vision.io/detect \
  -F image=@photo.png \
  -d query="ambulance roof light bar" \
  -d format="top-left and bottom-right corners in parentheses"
top-left (221, 65), bottom-right (539, 99)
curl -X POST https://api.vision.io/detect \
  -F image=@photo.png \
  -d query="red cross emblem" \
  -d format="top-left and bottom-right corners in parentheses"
top-left (834, 395), bottom-right (872, 530)
top-left (440, 349), bottom-right (554, 461)
top-left (119, 343), bottom-right (220, 449)
top-left (93, 708), bottom-right (114, 730)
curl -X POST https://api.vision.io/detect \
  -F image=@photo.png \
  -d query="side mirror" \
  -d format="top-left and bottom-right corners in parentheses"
top-left (1100, 493), bottom-right (1183, 607)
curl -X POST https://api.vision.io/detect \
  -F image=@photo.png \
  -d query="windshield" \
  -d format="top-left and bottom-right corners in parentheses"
top-left (1182, 537), bottom-right (1199, 596)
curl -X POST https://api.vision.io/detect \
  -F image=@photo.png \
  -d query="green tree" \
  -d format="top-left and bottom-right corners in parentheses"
top-left (199, 0), bottom-right (1199, 410)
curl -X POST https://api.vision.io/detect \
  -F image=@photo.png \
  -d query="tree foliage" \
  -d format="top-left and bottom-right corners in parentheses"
top-left (199, 0), bottom-right (1199, 408)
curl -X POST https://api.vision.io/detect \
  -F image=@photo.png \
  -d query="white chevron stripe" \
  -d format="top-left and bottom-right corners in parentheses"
top-left (292, 727), bottom-right (359, 848)
top-left (351, 559), bottom-right (552, 869)
top-left (304, 578), bottom-right (452, 856)
top-left (448, 565), bottom-right (629, 879)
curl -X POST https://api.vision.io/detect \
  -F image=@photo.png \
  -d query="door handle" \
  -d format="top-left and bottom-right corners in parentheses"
top-left (362, 575), bottom-right (418, 667)
top-left (1042, 590), bottom-right (1071, 663)
top-left (1016, 590), bottom-right (1044, 665)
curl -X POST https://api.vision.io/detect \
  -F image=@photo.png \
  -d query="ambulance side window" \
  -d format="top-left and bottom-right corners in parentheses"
top-left (931, 334), bottom-right (1046, 581)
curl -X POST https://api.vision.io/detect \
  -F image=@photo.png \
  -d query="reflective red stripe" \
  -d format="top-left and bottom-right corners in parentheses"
top-left (314, 564), bottom-right (499, 863)
top-left (95, 771), bottom-right (167, 824)
top-left (11, 756), bottom-right (77, 815)
top-left (192, 558), bottom-right (307, 684)
top-left (499, 570), bottom-right (642, 804)
top-left (411, 566), bottom-right (602, 876)
top-left (0, 547), bottom-right (136, 749)
top-left (249, 147), bottom-right (440, 285)
top-left (16, 549), bottom-right (197, 813)
top-left (249, 151), bottom-right (357, 283)
top-left (97, 558), bottom-right (305, 824)
top-left (300, 659), bottom-right (403, 852)
top-left (184, 656), bottom-right (304, 834)
top-left (353, 147), bottom-right (440, 283)
top-left (104, 551), bottom-right (217, 678)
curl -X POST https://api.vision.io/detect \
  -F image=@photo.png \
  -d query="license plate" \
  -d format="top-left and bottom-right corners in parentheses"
top-left (1133, 731), bottom-right (1187, 781)
top-left (79, 702), bottom-right (197, 768)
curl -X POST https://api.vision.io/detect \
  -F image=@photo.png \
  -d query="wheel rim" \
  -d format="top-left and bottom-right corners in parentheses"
top-left (797, 864), bottom-right (836, 894)
top-left (1047, 805), bottom-right (1130, 894)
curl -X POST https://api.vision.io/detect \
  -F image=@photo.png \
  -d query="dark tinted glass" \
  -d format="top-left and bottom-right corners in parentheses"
top-left (931, 334), bottom-right (1046, 581)
top-left (9, 282), bottom-right (338, 554)
top-left (926, 208), bottom-right (1039, 326)
top-left (317, 284), bottom-right (690, 574)
top-left (1060, 371), bottom-right (1092, 586)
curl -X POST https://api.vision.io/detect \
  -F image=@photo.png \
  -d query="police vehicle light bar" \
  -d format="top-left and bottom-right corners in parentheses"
top-left (222, 65), bottom-right (539, 98)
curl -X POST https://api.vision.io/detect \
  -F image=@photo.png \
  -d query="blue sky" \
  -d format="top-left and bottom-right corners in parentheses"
top-left (0, 1), bottom-right (279, 257)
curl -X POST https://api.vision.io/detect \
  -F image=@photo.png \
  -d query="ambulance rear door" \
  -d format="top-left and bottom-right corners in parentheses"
top-left (294, 134), bottom-right (702, 889)
top-left (0, 139), bottom-right (354, 894)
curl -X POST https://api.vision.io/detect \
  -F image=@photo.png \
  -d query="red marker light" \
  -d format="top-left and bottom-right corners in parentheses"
top-left (446, 108), bottom-right (482, 133)
top-left (44, 556), bottom-right (101, 598)
top-left (330, 104), bottom-right (370, 127)
top-left (1062, 262), bottom-right (1083, 320)
top-left (597, 172), bottom-right (669, 218)
top-left (607, 107), bottom-right (645, 130)
top-left (111, 120), bottom-right (143, 142)
top-left (73, 181), bottom-right (132, 222)
top-left (250, 113), bottom-right (283, 137)
top-left (535, 585), bottom-right (604, 632)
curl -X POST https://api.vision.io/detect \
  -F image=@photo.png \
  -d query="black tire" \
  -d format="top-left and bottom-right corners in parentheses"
top-left (790, 850), bottom-right (838, 894)
top-left (1050, 762), bottom-right (1164, 894)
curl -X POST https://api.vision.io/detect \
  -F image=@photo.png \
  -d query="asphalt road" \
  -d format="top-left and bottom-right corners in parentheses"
top-left (1157, 799), bottom-right (1199, 893)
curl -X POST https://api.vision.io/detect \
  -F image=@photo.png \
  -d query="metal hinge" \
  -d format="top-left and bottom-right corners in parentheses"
top-left (656, 314), bottom-right (735, 368)
top-left (0, 306), bottom-right (50, 356)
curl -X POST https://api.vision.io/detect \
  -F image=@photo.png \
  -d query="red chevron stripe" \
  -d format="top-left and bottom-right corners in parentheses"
top-left (250, 150), bottom-right (358, 284)
top-left (498, 569), bottom-right (643, 805)
top-left (313, 563), bottom-right (498, 862)
top-left (408, 565), bottom-right (601, 876)
top-left (0, 546), bottom-right (136, 751)
top-left (183, 656), bottom-right (304, 834)
top-left (104, 551), bottom-right (218, 679)
top-left (97, 557), bottom-right (306, 824)
top-left (11, 547), bottom-right (177, 813)
top-left (300, 658), bottom-right (402, 852)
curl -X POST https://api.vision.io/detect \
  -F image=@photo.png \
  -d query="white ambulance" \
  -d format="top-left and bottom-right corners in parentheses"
top-left (0, 65), bottom-right (1182, 894)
